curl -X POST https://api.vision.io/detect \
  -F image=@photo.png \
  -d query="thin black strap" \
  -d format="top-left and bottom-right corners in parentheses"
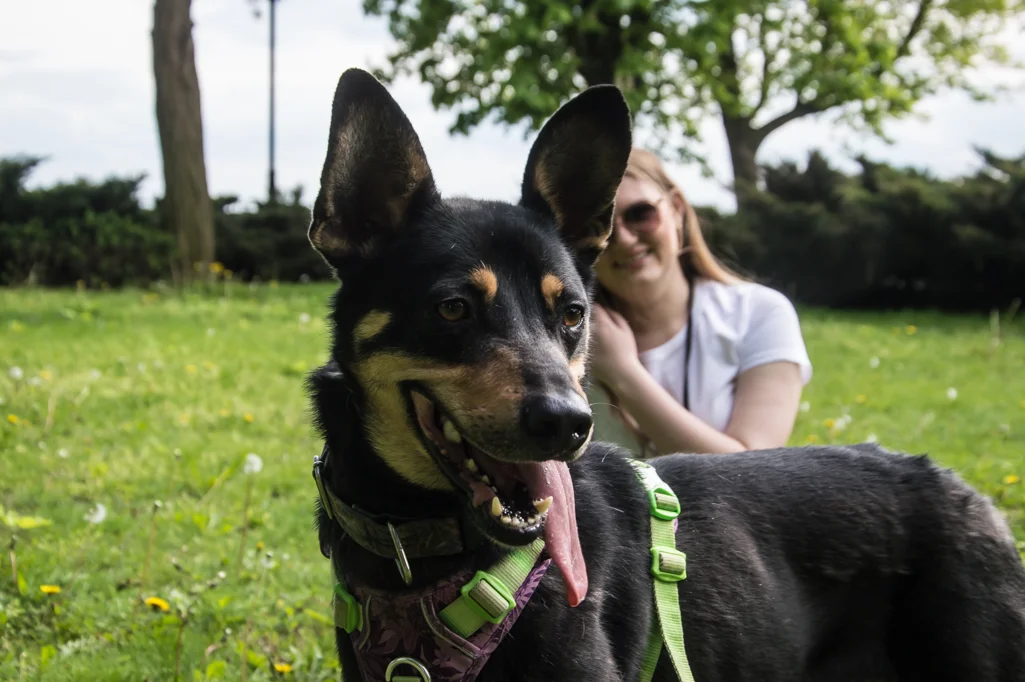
top-left (682, 270), bottom-right (695, 411)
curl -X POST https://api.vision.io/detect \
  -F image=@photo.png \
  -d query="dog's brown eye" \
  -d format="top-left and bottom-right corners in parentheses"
top-left (563, 305), bottom-right (584, 329)
top-left (437, 299), bottom-right (468, 322)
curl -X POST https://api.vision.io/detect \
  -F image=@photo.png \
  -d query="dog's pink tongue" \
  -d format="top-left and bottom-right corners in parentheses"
top-left (520, 461), bottom-right (587, 607)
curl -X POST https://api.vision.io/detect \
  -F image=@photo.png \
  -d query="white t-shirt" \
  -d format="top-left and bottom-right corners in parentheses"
top-left (589, 278), bottom-right (813, 452)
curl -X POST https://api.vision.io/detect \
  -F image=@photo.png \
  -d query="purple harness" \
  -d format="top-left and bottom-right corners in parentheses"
top-left (340, 556), bottom-right (551, 681)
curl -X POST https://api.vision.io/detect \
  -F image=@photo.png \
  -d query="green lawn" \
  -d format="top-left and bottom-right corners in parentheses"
top-left (1, 283), bottom-right (1023, 681)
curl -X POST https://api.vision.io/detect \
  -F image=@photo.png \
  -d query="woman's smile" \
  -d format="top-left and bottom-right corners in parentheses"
top-left (613, 247), bottom-right (653, 270)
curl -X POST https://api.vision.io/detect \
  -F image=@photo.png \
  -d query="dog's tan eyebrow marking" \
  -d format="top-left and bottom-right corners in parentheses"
top-left (541, 273), bottom-right (565, 312)
top-left (354, 310), bottom-right (392, 344)
top-left (469, 265), bottom-right (498, 304)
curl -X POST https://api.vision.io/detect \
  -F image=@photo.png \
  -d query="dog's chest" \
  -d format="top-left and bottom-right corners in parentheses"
top-left (342, 559), bottom-right (551, 681)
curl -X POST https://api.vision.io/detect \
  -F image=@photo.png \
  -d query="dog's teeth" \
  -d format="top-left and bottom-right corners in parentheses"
top-left (511, 517), bottom-right (524, 528)
top-left (527, 515), bottom-right (539, 526)
top-left (533, 497), bottom-right (553, 515)
top-left (500, 515), bottom-right (514, 525)
top-left (443, 420), bottom-right (462, 444)
top-left (466, 458), bottom-right (478, 472)
top-left (490, 497), bottom-right (503, 517)
top-left (480, 475), bottom-right (490, 485)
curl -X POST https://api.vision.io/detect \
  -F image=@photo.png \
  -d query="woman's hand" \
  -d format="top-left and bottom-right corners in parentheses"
top-left (589, 304), bottom-right (642, 389)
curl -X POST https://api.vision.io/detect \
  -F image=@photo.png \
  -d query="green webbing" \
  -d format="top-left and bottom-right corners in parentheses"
top-left (439, 536), bottom-right (545, 637)
top-left (630, 460), bottom-right (696, 682)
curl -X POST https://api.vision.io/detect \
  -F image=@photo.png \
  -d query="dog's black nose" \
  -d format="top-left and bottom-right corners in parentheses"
top-left (521, 393), bottom-right (593, 455)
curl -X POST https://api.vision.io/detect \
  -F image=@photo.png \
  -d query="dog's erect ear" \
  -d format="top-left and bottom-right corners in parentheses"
top-left (309, 68), bottom-right (438, 265)
top-left (520, 86), bottom-right (632, 266)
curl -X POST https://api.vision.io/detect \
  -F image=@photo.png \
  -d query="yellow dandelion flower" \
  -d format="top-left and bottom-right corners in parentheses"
top-left (40, 585), bottom-right (61, 595)
top-left (244, 413), bottom-right (254, 423)
top-left (144, 596), bottom-right (170, 612)
top-left (209, 261), bottom-right (225, 274)
top-left (141, 292), bottom-right (159, 304)
top-left (805, 434), bottom-right (819, 443)
top-left (823, 418), bottom-right (836, 429)
top-left (177, 413), bottom-right (191, 426)
top-left (7, 414), bottom-right (19, 425)
top-left (203, 361), bottom-right (215, 371)
top-left (905, 325), bottom-right (917, 335)
top-left (219, 408), bottom-right (231, 418)
top-left (854, 394), bottom-right (867, 404)
top-left (273, 663), bottom-right (293, 674)
top-left (257, 541), bottom-right (265, 551)
top-left (185, 364), bottom-right (198, 375)
top-left (1020, 399), bottom-right (1025, 410)
top-left (1004, 475), bottom-right (1021, 486)
top-left (39, 370), bottom-right (53, 381)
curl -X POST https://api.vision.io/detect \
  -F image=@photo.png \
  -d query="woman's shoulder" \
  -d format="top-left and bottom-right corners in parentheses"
top-left (695, 276), bottom-right (811, 381)
top-left (695, 277), bottom-right (798, 324)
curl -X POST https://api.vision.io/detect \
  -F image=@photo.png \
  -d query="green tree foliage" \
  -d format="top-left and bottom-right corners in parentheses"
top-left (362, 0), bottom-right (1024, 202)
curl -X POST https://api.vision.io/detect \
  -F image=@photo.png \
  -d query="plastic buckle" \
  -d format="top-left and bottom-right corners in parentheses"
top-left (312, 454), bottom-right (333, 521)
top-left (460, 570), bottom-right (515, 624)
top-left (333, 583), bottom-right (363, 633)
top-left (648, 486), bottom-right (681, 521)
top-left (650, 547), bottom-right (687, 583)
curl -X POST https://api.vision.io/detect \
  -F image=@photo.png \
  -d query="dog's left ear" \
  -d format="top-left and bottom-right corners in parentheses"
top-left (520, 86), bottom-right (632, 267)
top-left (309, 68), bottom-right (438, 269)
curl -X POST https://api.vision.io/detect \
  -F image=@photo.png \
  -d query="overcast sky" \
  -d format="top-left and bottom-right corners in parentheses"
top-left (2, 1), bottom-right (1024, 213)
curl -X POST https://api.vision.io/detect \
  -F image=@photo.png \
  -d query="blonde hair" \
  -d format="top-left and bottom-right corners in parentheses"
top-left (596, 148), bottom-right (745, 456)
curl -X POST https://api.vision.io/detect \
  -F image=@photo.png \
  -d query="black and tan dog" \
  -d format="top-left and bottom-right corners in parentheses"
top-left (305, 68), bottom-right (1025, 681)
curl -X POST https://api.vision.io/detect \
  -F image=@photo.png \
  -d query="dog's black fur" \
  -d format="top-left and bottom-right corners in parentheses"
top-left (306, 69), bottom-right (1025, 681)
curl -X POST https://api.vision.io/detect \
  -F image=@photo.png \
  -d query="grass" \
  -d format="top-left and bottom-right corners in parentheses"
top-left (1, 282), bottom-right (1024, 680)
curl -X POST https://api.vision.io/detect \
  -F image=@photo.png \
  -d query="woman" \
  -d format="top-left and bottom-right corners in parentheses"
top-left (589, 148), bottom-right (812, 457)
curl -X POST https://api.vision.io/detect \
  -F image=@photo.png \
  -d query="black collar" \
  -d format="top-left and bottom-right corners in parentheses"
top-left (312, 447), bottom-right (481, 583)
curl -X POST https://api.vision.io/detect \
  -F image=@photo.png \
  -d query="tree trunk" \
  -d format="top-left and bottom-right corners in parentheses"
top-left (721, 115), bottom-right (763, 210)
top-left (152, 0), bottom-right (214, 285)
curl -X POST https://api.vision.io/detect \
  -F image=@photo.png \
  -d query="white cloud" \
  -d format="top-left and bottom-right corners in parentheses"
top-left (1, 0), bottom-right (1023, 215)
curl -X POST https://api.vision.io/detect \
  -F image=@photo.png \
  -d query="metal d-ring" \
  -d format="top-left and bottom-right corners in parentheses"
top-left (387, 521), bottom-right (413, 586)
top-left (385, 656), bottom-right (431, 681)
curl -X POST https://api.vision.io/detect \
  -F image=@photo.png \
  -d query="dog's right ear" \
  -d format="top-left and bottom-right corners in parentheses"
top-left (309, 69), bottom-right (438, 268)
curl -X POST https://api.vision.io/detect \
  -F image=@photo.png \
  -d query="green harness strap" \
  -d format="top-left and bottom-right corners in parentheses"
top-left (331, 536), bottom-right (546, 639)
top-left (629, 459), bottom-right (696, 682)
top-left (438, 536), bottom-right (546, 637)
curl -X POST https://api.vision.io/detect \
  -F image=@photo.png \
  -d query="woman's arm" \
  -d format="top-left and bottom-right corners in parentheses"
top-left (604, 359), bottom-right (804, 455)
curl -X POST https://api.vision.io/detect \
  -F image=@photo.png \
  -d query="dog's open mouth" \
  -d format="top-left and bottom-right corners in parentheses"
top-left (408, 388), bottom-right (588, 607)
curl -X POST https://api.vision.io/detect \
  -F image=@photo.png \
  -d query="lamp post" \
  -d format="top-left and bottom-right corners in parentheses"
top-left (267, 0), bottom-right (278, 204)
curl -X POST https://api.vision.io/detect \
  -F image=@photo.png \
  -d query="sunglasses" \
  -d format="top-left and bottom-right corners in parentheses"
top-left (616, 195), bottom-right (665, 233)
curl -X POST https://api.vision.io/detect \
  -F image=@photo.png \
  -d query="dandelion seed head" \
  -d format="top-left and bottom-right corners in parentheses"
top-left (84, 503), bottom-right (107, 524)
top-left (244, 453), bottom-right (263, 475)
